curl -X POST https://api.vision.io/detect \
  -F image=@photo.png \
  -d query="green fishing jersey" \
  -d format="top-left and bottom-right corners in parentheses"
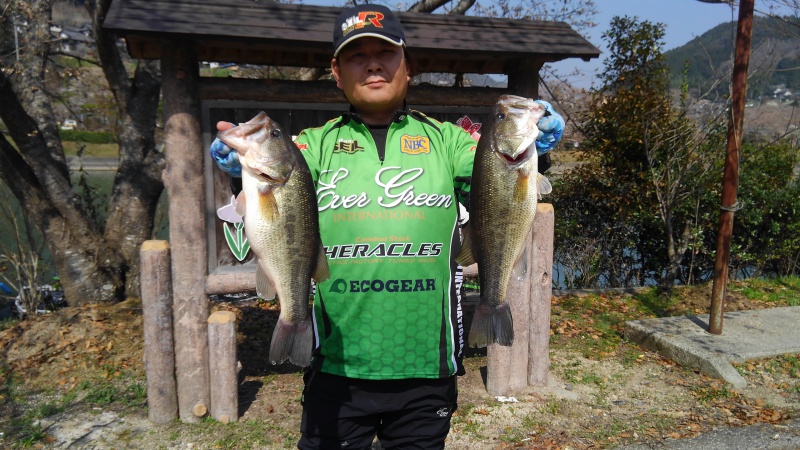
top-left (295, 109), bottom-right (476, 380)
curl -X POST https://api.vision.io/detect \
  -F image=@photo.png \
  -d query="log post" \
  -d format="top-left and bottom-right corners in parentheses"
top-left (486, 203), bottom-right (554, 395)
top-left (208, 311), bottom-right (239, 424)
top-left (140, 240), bottom-right (178, 424)
top-left (162, 40), bottom-right (210, 422)
top-left (529, 204), bottom-right (554, 386)
top-left (486, 234), bottom-right (533, 396)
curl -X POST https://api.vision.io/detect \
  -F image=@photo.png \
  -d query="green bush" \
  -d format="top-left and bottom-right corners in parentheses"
top-left (59, 130), bottom-right (116, 144)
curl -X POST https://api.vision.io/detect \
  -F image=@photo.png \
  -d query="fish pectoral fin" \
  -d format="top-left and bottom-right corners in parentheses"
top-left (536, 173), bottom-right (552, 196)
top-left (312, 241), bottom-right (331, 283)
top-left (256, 265), bottom-right (277, 301)
top-left (455, 224), bottom-right (476, 267)
top-left (235, 191), bottom-right (247, 217)
top-left (511, 247), bottom-right (529, 281)
top-left (258, 190), bottom-right (280, 221)
top-left (513, 172), bottom-right (529, 202)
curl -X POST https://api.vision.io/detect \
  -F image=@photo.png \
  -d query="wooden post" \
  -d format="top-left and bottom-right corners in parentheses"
top-left (529, 204), bottom-right (554, 386)
top-left (208, 311), bottom-right (238, 424)
top-left (486, 234), bottom-right (533, 396)
top-left (507, 59), bottom-right (542, 100)
top-left (140, 240), bottom-right (178, 424)
top-left (162, 40), bottom-right (210, 423)
top-left (486, 204), bottom-right (554, 395)
top-left (709, 0), bottom-right (753, 335)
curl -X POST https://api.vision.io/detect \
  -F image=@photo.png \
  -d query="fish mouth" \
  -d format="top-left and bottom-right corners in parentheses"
top-left (253, 171), bottom-right (285, 184)
top-left (498, 143), bottom-right (535, 166)
top-left (217, 112), bottom-right (274, 156)
top-left (245, 152), bottom-right (292, 185)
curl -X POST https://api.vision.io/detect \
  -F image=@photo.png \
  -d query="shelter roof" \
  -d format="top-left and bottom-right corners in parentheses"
top-left (103, 0), bottom-right (600, 74)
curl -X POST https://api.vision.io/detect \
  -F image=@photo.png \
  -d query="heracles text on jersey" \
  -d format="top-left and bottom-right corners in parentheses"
top-left (325, 242), bottom-right (443, 259)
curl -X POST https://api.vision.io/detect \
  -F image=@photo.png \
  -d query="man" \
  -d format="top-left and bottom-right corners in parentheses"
top-left (211, 5), bottom-right (563, 449)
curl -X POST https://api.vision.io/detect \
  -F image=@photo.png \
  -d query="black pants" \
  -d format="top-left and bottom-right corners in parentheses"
top-left (298, 370), bottom-right (458, 450)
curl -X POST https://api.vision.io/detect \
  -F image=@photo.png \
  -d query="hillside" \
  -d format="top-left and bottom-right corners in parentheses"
top-left (665, 15), bottom-right (800, 102)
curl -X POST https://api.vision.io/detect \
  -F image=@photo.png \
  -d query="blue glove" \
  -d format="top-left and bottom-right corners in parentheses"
top-left (210, 123), bottom-right (242, 177)
top-left (534, 100), bottom-right (564, 155)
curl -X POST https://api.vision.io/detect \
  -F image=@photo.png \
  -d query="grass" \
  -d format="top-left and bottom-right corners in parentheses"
top-left (689, 384), bottom-right (734, 403)
top-left (1, 385), bottom-right (76, 448)
top-left (0, 317), bottom-right (17, 332)
top-left (732, 276), bottom-right (800, 306)
top-left (549, 277), bottom-right (800, 362)
top-left (77, 370), bottom-right (147, 407)
top-left (1, 277), bottom-right (798, 449)
top-left (733, 353), bottom-right (800, 397)
top-left (62, 141), bottom-right (120, 158)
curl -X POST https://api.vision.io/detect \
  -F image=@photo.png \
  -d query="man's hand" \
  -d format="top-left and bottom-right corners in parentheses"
top-left (210, 121), bottom-right (242, 177)
top-left (534, 100), bottom-right (564, 155)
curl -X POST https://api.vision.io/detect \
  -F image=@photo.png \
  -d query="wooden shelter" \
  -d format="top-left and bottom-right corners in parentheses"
top-left (105, 0), bottom-right (599, 422)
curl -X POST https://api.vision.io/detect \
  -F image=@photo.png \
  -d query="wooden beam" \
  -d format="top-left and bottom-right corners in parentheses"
top-left (198, 77), bottom-right (508, 107)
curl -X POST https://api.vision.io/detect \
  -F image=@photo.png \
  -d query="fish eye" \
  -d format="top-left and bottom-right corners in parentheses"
top-left (496, 112), bottom-right (506, 120)
top-left (271, 129), bottom-right (282, 138)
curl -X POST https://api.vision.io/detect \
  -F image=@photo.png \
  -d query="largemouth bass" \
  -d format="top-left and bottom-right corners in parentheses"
top-left (217, 112), bottom-right (329, 367)
top-left (457, 95), bottom-right (552, 347)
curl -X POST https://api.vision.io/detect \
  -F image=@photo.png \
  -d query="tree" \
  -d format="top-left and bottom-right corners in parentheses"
top-left (552, 16), bottom-right (725, 291)
top-left (0, 0), bottom-right (598, 305)
top-left (468, 0), bottom-right (597, 33)
top-left (0, 0), bottom-right (163, 305)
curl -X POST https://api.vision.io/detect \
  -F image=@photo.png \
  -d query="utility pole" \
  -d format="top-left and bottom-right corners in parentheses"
top-left (708, 0), bottom-right (754, 335)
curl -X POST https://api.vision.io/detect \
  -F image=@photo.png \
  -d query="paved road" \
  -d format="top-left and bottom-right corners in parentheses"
top-left (622, 307), bottom-right (800, 449)
top-left (67, 157), bottom-right (118, 171)
top-left (617, 418), bottom-right (800, 450)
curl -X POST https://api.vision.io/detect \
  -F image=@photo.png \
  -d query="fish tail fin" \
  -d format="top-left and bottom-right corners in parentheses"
top-left (269, 316), bottom-right (313, 367)
top-left (468, 300), bottom-right (514, 348)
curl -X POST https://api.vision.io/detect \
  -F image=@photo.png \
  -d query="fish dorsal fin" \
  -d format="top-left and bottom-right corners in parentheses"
top-left (235, 191), bottom-right (247, 217)
top-left (511, 246), bottom-right (529, 281)
top-left (256, 264), bottom-right (277, 300)
top-left (312, 241), bottom-right (331, 283)
top-left (455, 224), bottom-right (476, 267)
top-left (537, 173), bottom-right (552, 196)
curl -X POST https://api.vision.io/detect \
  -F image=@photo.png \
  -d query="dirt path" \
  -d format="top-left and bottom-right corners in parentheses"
top-left (1, 285), bottom-right (798, 449)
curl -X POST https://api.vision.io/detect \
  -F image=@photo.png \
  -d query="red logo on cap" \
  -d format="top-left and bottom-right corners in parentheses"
top-left (358, 11), bottom-right (385, 29)
top-left (342, 11), bottom-right (386, 35)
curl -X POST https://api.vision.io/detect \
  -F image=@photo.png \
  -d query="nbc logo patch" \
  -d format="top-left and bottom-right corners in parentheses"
top-left (400, 135), bottom-right (430, 155)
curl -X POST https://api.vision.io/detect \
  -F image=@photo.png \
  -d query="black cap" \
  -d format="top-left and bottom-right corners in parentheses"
top-left (333, 4), bottom-right (405, 57)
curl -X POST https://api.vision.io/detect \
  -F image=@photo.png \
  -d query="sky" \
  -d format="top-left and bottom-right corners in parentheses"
top-left (302, 0), bottom-right (785, 89)
top-left (549, 0), bottom-right (744, 88)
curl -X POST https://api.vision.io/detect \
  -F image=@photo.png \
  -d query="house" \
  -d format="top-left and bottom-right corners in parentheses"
top-left (54, 24), bottom-right (93, 54)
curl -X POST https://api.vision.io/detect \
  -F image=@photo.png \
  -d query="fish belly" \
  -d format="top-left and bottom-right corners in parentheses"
top-left (468, 148), bottom-right (538, 347)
